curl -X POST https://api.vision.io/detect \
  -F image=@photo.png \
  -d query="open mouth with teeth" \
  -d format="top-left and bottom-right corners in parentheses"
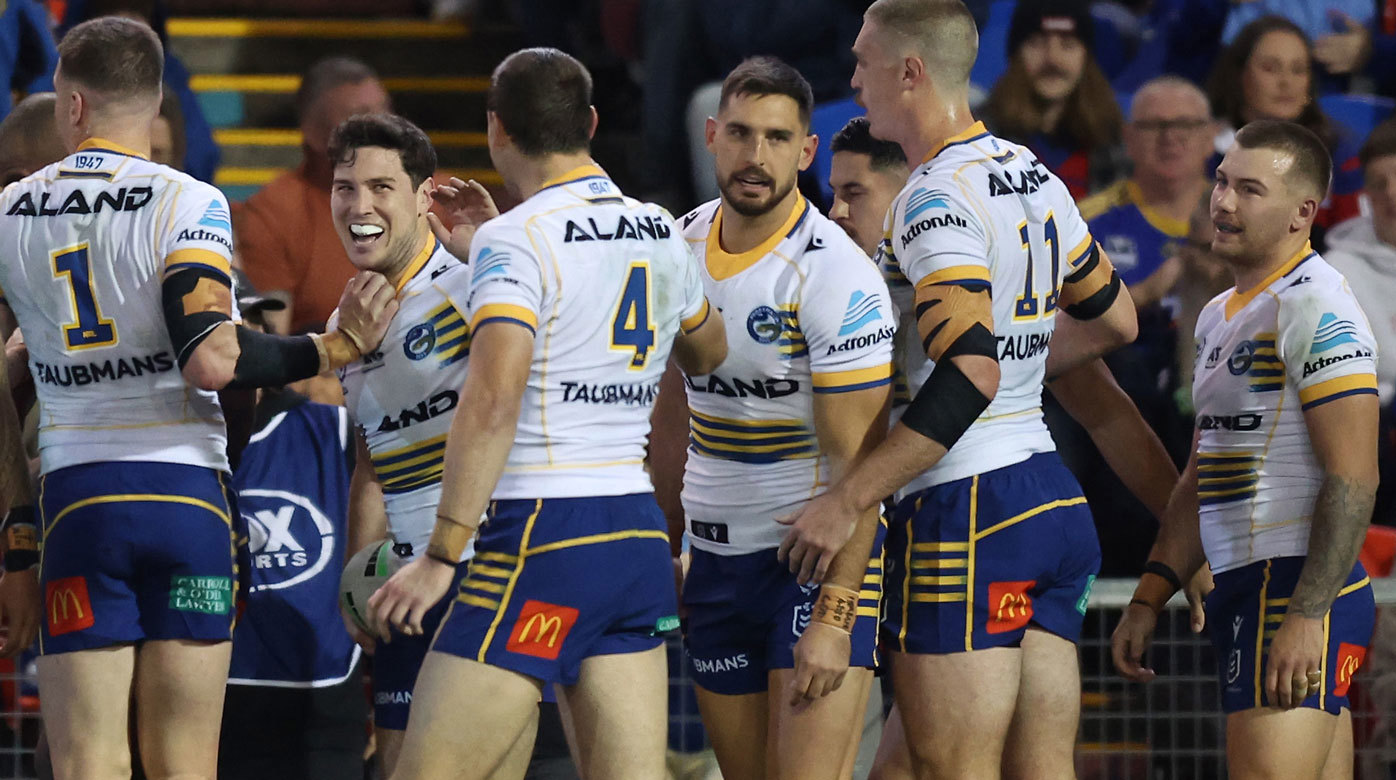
top-left (732, 172), bottom-right (772, 194)
top-left (349, 223), bottom-right (386, 247)
top-left (1214, 222), bottom-right (1242, 235)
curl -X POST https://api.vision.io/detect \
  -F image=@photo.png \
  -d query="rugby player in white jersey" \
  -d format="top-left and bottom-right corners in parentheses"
top-left (783, 2), bottom-right (1141, 777)
top-left (0, 18), bottom-right (397, 780)
top-left (1113, 121), bottom-right (1380, 780)
top-left (654, 57), bottom-right (893, 780)
top-left (368, 48), bottom-right (727, 780)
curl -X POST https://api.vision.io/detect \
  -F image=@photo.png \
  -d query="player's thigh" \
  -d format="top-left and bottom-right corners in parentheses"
top-left (1227, 706), bottom-right (1338, 780)
top-left (692, 685), bottom-right (768, 780)
top-left (376, 728), bottom-right (406, 778)
top-left (1320, 708), bottom-right (1354, 780)
top-left (36, 646), bottom-right (137, 780)
top-left (891, 648), bottom-right (1021, 776)
top-left (561, 645), bottom-right (669, 780)
top-left (1001, 627), bottom-right (1081, 780)
top-left (393, 651), bottom-right (543, 780)
top-left (837, 671), bottom-right (874, 780)
top-left (134, 639), bottom-right (233, 779)
top-left (867, 703), bottom-right (915, 780)
top-left (765, 667), bottom-right (873, 780)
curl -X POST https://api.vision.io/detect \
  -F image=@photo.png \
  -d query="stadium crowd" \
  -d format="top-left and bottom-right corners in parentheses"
top-left (1, 0), bottom-right (1395, 779)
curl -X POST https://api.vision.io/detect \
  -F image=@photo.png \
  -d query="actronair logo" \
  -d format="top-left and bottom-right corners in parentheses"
top-left (1311, 312), bottom-right (1360, 355)
top-left (838, 290), bottom-right (883, 336)
top-left (1302, 348), bottom-right (1372, 378)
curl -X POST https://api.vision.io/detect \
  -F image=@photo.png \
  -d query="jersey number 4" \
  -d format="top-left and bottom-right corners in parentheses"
top-left (611, 261), bottom-right (655, 370)
top-left (52, 244), bottom-right (117, 350)
top-left (1014, 212), bottom-right (1061, 322)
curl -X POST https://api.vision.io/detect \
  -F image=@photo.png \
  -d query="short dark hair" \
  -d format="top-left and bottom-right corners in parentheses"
top-left (58, 16), bottom-right (163, 100)
top-left (830, 117), bottom-right (908, 172)
top-left (1233, 119), bottom-right (1333, 199)
top-left (1360, 118), bottom-right (1396, 169)
top-left (718, 56), bottom-right (814, 129)
top-left (488, 48), bottom-right (593, 156)
top-left (297, 57), bottom-right (381, 123)
top-left (328, 113), bottom-right (438, 189)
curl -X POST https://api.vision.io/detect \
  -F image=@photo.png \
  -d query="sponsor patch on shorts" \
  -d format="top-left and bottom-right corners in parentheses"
top-left (168, 575), bottom-right (232, 615)
top-left (46, 576), bottom-right (95, 636)
top-left (506, 599), bottom-right (578, 660)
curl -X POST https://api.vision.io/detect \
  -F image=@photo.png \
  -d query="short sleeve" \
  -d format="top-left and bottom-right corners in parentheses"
top-left (803, 247), bottom-right (895, 394)
top-left (1279, 284), bottom-right (1379, 411)
top-left (162, 184), bottom-right (234, 282)
top-left (892, 185), bottom-right (991, 291)
top-left (1055, 198), bottom-right (1096, 276)
top-left (466, 221), bottom-right (543, 335)
top-left (676, 239), bottom-right (711, 334)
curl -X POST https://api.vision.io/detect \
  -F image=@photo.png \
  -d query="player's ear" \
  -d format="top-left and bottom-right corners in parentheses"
top-left (1292, 195), bottom-right (1320, 232)
top-left (799, 132), bottom-right (818, 172)
top-left (705, 117), bottom-right (718, 151)
top-left (417, 175), bottom-right (435, 213)
top-left (587, 106), bottom-right (598, 140)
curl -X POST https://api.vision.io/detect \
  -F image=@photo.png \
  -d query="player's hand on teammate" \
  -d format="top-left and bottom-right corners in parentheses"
top-left (777, 490), bottom-right (858, 585)
top-left (367, 555), bottom-right (455, 641)
top-left (335, 271), bottom-right (400, 356)
top-left (428, 177), bottom-right (500, 261)
top-left (0, 569), bottom-right (39, 658)
top-left (788, 622), bottom-right (851, 709)
top-left (1185, 565), bottom-right (1213, 634)
top-left (1111, 602), bottom-right (1160, 682)
top-left (1265, 614), bottom-right (1325, 709)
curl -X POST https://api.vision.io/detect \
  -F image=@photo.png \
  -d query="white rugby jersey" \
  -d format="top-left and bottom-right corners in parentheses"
top-left (0, 139), bottom-right (236, 474)
top-left (878, 122), bottom-right (1096, 495)
top-left (1192, 245), bottom-right (1378, 573)
top-left (466, 164), bottom-right (708, 499)
top-left (679, 195), bottom-right (894, 555)
top-left (334, 237), bottom-right (473, 561)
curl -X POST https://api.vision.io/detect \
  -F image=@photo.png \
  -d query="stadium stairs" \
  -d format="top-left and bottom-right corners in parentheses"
top-left (166, 16), bottom-right (520, 202)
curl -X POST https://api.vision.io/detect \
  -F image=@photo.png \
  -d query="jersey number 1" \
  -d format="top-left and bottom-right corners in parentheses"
top-left (611, 262), bottom-right (654, 370)
top-left (52, 245), bottom-right (117, 350)
top-left (1014, 212), bottom-right (1061, 322)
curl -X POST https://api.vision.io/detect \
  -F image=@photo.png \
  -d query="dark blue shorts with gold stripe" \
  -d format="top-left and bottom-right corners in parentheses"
top-left (39, 461), bottom-right (239, 655)
top-left (881, 452), bottom-right (1100, 654)
top-left (1207, 556), bottom-right (1374, 715)
top-left (432, 493), bottom-right (677, 685)
top-left (682, 521), bottom-right (885, 696)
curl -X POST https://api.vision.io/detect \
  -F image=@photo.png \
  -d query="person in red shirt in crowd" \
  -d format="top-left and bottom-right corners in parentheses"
top-left (233, 57), bottom-right (391, 333)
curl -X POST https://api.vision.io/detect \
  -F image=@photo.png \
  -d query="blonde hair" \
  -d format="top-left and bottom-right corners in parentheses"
top-left (866, 0), bottom-right (978, 96)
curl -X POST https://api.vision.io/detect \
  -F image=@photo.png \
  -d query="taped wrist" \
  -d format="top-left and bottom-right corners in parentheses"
top-left (162, 267), bottom-right (233, 367)
top-left (227, 326), bottom-right (321, 390)
top-left (2, 505), bottom-right (38, 572)
top-left (900, 325), bottom-right (996, 448)
top-left (812, 584), bottom-right (859, 634)
top-left (426, 514), bottom-right (478, 565)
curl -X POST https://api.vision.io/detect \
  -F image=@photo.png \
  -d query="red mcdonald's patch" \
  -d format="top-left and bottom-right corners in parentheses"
top-left (986, 580), bottom-right (1035, 635)
top-left (1334, 642), bottom-right (1366, 697)
top-left (46, 576), bottom-right (95, 636)
top-left (506, 600), bottom-right (579, 660)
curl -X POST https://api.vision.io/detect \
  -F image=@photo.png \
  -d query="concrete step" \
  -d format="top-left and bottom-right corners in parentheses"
top-left (192, 74), bottom-right (488, 129)
top-left (213, 128), bottom-right (490, 169)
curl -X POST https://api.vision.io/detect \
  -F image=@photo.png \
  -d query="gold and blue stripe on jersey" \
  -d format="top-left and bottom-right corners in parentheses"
top-left (163, 248), bottom-right (232, 283)
top-left (688, 409), bottom-right (817, 464)
top-left (456, 551), bottom-right (515, 611)
top-left (1298, 373), bottom-right (1378, 411)
top-left (812, 364), bottom-right (893, 394)
top-left (1197, 450), bottom-right (1260, 507)
top-left (407, 299), bottom-right (470, 366)
top-left (776, 304), bottom-right (807, 359)
top-left (470, 303), bottom-right (539, 336)
top-left (371, 433), bottom-right (447, 494)
top-left (879, 233), bottom-right (911, 289)
top-left (1241, 333), bottom-right (1285, 393)
top-left (914, 264), bottom-right (992, 293)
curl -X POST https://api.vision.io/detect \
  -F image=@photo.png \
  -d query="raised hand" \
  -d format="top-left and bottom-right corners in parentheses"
top-left (428, 178), bottom-right (500, 261)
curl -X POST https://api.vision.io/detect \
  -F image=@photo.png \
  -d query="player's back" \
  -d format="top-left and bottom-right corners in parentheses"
top-left (882, 124), bottom-right (1097, 494)
top-left (467, 165), bottom-right (707, 500)
top-left (0, 140), bottom-right (235, 474)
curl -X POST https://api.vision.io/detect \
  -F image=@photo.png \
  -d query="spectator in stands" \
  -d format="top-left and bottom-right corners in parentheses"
top-left (0, 0), bottom-right (57, 120)
top-left (1207, 15), bottom-right (1365, 233)
top-left (982, 0), bottom-right (1125, 198)
top-left (150, 93), bottom-right (186, 172)
top-left (233, 57), bottom-right (391, 334)
top-left (1221, 0), bottom-right (1374, 49)
top-left (59, 0), bottom-right (219, 182)
top-left (827, 116), bottom-right (909, 258)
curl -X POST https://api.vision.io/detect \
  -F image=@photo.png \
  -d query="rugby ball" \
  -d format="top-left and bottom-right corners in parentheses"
top-left (340, 540), bottom-right (406, 634)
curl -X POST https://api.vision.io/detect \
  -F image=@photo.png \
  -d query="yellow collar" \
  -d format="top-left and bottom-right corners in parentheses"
top-left (538, 163), bottom-right (607, 191)
top-left (392, 233), bottom-right (438, 293)
top-left (920, 121), bottom-right (988, 165)
top-left (1223, 241), bottom-right (1313, 320)
top-left (77, 137), bottom-right (149, 160)
top-left (706, 193), bottom-right (807, 281)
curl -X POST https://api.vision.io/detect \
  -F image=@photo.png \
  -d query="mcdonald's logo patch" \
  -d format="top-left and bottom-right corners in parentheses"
top-left (46, 576), bottom-right (95, 636)
top-left (1334, 642), bottom-right (1366, 697)
top-left (986, 580), bottom-right (1035, 635)
top-left (506, 599), bottom-right (579, 660)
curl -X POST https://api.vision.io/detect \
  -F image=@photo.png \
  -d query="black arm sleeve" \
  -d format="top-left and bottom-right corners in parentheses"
top-left (162, 268), bottom-right (321, 390)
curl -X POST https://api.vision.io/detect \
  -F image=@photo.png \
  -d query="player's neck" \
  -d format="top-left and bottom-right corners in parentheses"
top-left (507, 151), bottom-right (598, 201)
top-left (901, 101), bottom-right (976, 168)
top-left (718, 189), bottom-right (800, 255)
top-left (77, 126), bottom-right (151, 159)
top-left (384, 223), bottom-right (433, 288)
top-left (1229, 233), bottom-right (1312, 292)
top-left (1132, 173), bottom-right (1210, 221)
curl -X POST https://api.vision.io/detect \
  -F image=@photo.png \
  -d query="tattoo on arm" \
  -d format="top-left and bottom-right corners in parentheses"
top-left (1289, 476), bottom-right (1375, 618)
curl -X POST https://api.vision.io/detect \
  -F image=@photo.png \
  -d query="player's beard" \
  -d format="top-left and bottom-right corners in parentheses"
top-left (719, 167), bottom-right (796, 218)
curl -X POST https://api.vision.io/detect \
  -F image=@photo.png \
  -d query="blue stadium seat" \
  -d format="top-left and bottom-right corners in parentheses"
top-left (1318, 94), bottom-right (1395, 143)
top-left (970, 0), bottom-right (1017, 95)
top-left (809, 96), bottom-right (865, 205)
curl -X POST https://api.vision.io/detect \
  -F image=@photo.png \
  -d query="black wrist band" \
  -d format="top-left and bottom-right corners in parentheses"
top-left (1129, 597), bottom-right (1160, 611)
top-left (1143, 560), bottom-right (1183, 592)
top-left (2, 506), bottom-right (39, 572)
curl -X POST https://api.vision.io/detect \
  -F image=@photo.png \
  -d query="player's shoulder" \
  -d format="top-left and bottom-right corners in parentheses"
top-left (796, 208), bottom-right (880, 274)
top-left (1274, 252), bottom-right (1351, 306)
top-left (679, 199), bottom-right (721, 241)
